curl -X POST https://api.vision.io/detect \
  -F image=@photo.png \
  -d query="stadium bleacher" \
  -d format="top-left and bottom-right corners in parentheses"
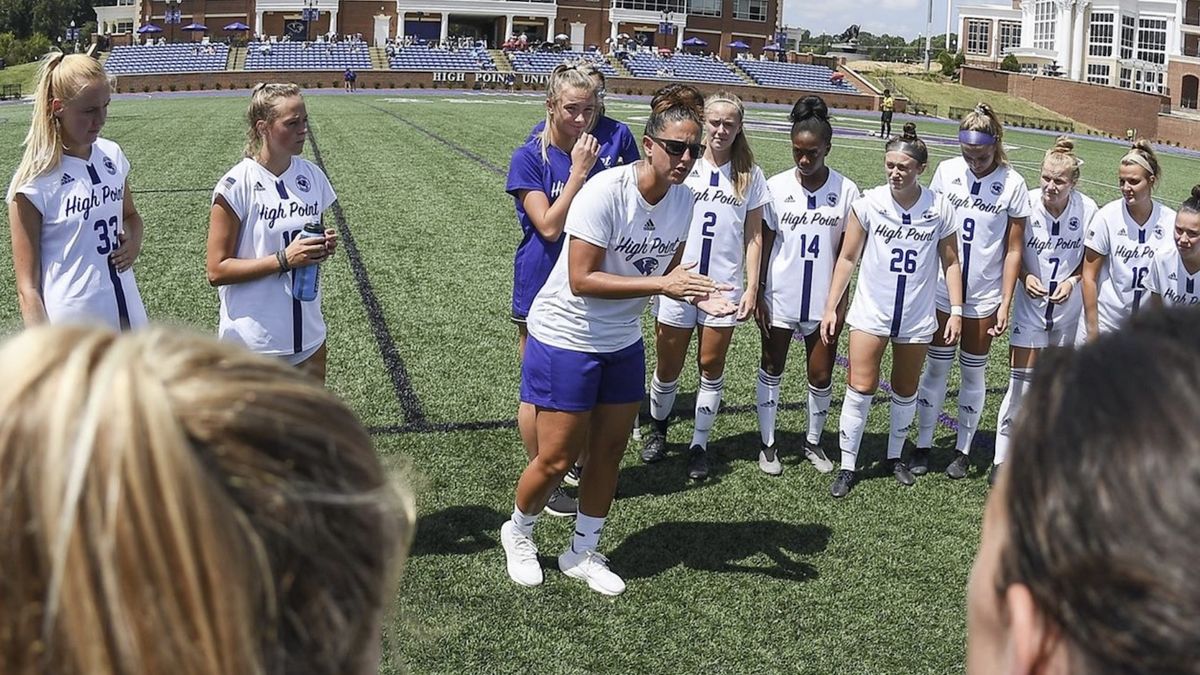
top-left (389, 45), bottom-right (496, 71)
top-left (623, 52), bottom-right (743, 85)
top-left (736, 60), bottom-right (860, 94)
top-left (244, 41), bottom-right (371, 71)
top-left (104, 43), bottom-right (228, 75)
top-left (507, 51), bottom-right (616, 77)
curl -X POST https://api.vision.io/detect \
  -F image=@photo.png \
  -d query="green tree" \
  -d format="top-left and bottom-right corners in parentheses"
top-left (1000, 53), bottom-right (1021, 72)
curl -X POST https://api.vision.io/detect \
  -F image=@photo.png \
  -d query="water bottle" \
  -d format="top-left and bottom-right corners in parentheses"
top-left (291, 223), bottom-right (324, 302)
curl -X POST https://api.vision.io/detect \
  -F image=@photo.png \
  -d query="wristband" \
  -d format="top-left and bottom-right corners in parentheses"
top-left (949, 305), bottom-right (964, 317)
top-left (276, 249), bottom-right (290, 272)
top-left (1065, 275), bottom-right (1081, 287)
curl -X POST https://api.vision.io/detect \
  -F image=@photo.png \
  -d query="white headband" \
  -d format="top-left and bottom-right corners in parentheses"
top-left (1121, 152), bottom-right (1155, 177)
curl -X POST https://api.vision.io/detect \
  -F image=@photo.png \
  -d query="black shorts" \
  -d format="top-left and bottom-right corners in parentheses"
top-left (881, 111), bottom-right (894, 123)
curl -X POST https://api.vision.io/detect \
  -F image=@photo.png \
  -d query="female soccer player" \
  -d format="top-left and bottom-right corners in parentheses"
top-left (992, 138), bottom-right (1097, 484)
top-left (754, 95), bottom-right (859, 476)
top-left (207, 83), bottom-right (339, 382)
top-left (7, 53), bottom-right (148, 330)
top-left (1147, 186), bottom-right (1200, 308)
top-left (500, 85), bottom-right (735, 596)
top-left (913, 103), bottom-right (1030, 480)
top-left (1077, 140), bottom-right (1176, 342)
top-left (508, 63), bottom-right (602, 516)
top-left (642, 91), bottom-right (768, 480)
top-left (525, 61), bottom-right (640, 171)
top-left (820, 123), bottom-right (962, 498)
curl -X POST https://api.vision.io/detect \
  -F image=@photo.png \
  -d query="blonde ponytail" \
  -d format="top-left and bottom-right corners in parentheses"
top-left (704, 91), bottom-right (754, 202)
top-left (244, 82), bottom-right (303, 158)
top-left (7, 52), bottom-right (108, 203)
top-left (538, 62), bottom-right (599, 164)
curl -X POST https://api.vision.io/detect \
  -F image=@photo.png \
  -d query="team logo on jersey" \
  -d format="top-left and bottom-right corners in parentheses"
top-left (784, 195), bottom-right (796, 203)
top-left (253, 181), bottom-right (265, 192)
top-left (827, 192), bottom-right (838, 206)
top-left (296, 175), bottom-right (311, 193)
top-left (990, 182), bottom-right (1004, 196)
top-left (600, 156), bottom-right (612, 167)
top-left (1068, 217), bottom-right (1079, 231)
top-left (61, 173), bottom-right (75, 185)
top-left (1169, 271), bottom-right (1178, 281)
top-left (632, 257), bottom-right (660, 275)
top-left (1154, 227), bottom-right (1165, 240)
top-left (103, 157), bottom-right (117, 175)
top-left (643, 219), bottom-right (655, 231)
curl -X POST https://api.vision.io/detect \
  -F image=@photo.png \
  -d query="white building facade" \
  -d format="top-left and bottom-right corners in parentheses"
top-left (958, 0), bottom-right (1181, 96)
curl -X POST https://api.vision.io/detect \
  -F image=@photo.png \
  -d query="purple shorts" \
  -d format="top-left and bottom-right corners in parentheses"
top-left (520, 336), bottom-right (645, 411)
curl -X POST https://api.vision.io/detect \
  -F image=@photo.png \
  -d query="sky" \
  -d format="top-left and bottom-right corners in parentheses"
top-left (781, 0), bottom-right (1003, 42)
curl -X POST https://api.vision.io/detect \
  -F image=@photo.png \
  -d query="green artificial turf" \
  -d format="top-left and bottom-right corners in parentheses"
top-left (1, 91), bottom-right (1197, 674)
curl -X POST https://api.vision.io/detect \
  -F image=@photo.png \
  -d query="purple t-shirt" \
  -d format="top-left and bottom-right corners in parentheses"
top-left (527, 115), bottom-right (642, 171)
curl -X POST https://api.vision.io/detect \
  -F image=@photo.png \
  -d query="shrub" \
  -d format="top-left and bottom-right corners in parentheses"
top-left (1000, 54), bottom-right (1020, 72)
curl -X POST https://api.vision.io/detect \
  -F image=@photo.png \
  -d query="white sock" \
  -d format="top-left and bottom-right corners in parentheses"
top-left (888, 392), bottom-right (918, 460)
top-left (572, 512), bottom-right (606, 554)
top-left (955, 351), bottom-right (989, 455)
top-left (691, 374), bottom-right (724, 449)
top-left (511, 505), bottom-right (538, 538)
top-left (806, 383), bottom-right (832, 446)
top-left (649, 374), bottom-right (678, 426)
top-left (916, 345), bottom-right (956, 447)
top-left (993, 367), bottom-right (1032, 466)
top-left (838, 387), bottom-right (873, 471)
top-left (757, 369), bottom-right (782, 447)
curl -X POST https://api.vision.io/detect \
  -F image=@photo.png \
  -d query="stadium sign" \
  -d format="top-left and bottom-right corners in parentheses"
top-left (431, 71), bottom-right (550, 85)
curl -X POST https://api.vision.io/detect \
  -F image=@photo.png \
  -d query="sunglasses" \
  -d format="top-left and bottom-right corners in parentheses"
top-left (649, 136), bottom-right (704, 158)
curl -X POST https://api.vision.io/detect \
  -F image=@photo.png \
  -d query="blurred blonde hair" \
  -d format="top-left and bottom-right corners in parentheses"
top-left (704, 91), bottom-right (754, 202)
top-left (7, 52), bottom-right (110, 202)
top-left (0, 326), bottom-right (412, 675)
top-left (959, 102), bottom-right (1008, 166)
top-left (245, 82), bottom-right (303, 158)
top-left (1042, 135), bottom-right (1081, 183)
top-left (539, 63), bottom-right (599, 163)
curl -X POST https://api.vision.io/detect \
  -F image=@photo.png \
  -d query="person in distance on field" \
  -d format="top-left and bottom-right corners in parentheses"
top-left (0, 325), bottom-right (412, 675)
top-left (967, 306), bottom-right (1200, 674)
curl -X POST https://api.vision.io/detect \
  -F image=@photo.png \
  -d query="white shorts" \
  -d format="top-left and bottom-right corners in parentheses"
top-left (1009, 316), bottom-right (1078, 349)
top-left (935, 298), bottom-right (999, 320)
top-left (848, 325), bottom-right (933, 345)
top-left (656, 295), bottom-right (739, 329)
top-left (770, 316), bottom-right (820, 337)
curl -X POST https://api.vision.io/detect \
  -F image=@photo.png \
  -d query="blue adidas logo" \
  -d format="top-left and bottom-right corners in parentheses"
top-left (61, 173), bottom-right (75, 185)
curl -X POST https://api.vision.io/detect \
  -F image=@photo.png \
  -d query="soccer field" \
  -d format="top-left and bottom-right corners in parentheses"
top-left (1, 91), bottom-right (1197, 673)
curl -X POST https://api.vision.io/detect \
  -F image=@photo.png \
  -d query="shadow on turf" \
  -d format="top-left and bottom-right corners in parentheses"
top-left (411, 505), bottom-right (507, 557)
top-left (608, 520), bottom-right (832, 581)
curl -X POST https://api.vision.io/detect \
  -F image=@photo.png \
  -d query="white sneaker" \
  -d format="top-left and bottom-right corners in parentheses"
top-left (558, 548), bottom-right (626, 596)
top-left (758, 445), bottom-right (783, 475)
top-left (804, 443), bottom-right (835, 474)
top-left (500, 521), bottom-right (543, 587)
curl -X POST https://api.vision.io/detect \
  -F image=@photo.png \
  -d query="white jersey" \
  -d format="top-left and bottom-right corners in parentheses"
top-left (8, 138), bottom-right (147, 330)
top-left (1081, 198), bottom-right (1175, 335)
top-left (762, 168), bottom-right (859, 325)
top-left (679, 157), bottom-right (770, 294)
top-left (1146, 245), bottom-right (1200, 307)
top-left (846, 185), bottom-right (956, 340)
top-left (930, 157), bottom-right (1031, 316)
top-left (528, 163), bottom-right (694, 353)
top-left (1012, 189), bottom-right (1097, 333)
top-left (211, 157), bottom-right (337, 356)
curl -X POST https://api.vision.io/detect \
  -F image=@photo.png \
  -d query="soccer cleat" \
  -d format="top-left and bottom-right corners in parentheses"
top-left (559, 548), bottom-right (626, 596)
top-left (910, 447), bottom-right (931, 476)
top-left (946, 452), bottom-right (970, 480)
top-left (641, 429), bottom-right (667, 463)
top-left (830, 469), bottom-right (857, 498)
top-left (988, 462), bottom-right (1002, 487)
top-left (803, 442), bottom-right (835, 474)
top-left (500, 521), bottom-right (543, 587)
top-left (686, 445), bottom-right (709, 481)
top-left (563, 463), bottom-right (583, 488)
top-left (758, 444), bottom-right (783, 476)
top-left (542, 487), bottom-right (577, 517)
top-left (889, 458), bottom-right (916, 486)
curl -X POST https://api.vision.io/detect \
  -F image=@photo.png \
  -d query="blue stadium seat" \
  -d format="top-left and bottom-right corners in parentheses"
top-left (389, 45), bottom-right (496, 71)
top-left (244, 41), bottom-right (372, 71)
top-left (623, 52), bottom-right (743, 85)
top-left (103, 43), bottom-right (229, 75)
top-left (736, 60), bottom-right (860, 94)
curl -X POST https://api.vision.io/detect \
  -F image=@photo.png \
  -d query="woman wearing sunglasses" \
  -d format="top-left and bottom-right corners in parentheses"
top-left (500, 85), bottom-right (736, 596)
top-left (642, 91), bottom-right (769, 481)
top-left (820, 123), bottom-right (963, 498)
